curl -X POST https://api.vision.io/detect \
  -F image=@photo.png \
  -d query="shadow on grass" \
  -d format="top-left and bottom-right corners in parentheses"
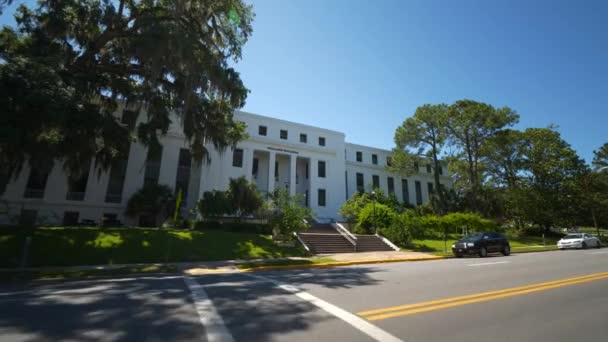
top-left (0, 227), bottom-right (306, 268)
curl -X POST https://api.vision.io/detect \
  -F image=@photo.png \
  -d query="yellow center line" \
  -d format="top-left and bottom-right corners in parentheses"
top-left (358, 271), bottom-right (608, 321)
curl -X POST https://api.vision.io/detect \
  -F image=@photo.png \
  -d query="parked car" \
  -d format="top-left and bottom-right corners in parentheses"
top-left (557, 233), bottom-right (601, 250)
top-left (452, 232), bottom-right (510, 258)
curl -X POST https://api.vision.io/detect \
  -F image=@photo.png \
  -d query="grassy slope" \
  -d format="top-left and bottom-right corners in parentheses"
top-left (408, 234), bottom-right (561, 256)
top-left (0, 227), bottom-right (305, 268)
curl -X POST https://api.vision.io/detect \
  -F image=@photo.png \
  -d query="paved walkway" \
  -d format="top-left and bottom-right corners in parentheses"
top-left (320, 251), bottom-right (437, 262)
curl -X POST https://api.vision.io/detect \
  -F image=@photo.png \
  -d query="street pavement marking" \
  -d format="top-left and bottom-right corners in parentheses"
top-left (183, 276), bottom-right (235, 342)
top-left (467, 261), bottom-right (511, 267)
top-left (359, 271), bottom-right (608, 321)
top-left (246, 274), bottom-right (404, 342)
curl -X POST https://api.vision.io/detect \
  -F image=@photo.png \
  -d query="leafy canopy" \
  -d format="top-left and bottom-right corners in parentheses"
top-left (0, 0), bottom-right (253, 193)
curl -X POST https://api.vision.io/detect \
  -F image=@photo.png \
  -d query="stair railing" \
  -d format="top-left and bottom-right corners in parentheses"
top-left (332, 222), bottom-right (358, 252)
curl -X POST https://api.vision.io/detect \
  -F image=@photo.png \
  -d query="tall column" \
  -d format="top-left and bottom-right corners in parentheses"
top-left (309, 157), bottom-right (317, 212)
top-left (158, 140), bottom-right (180, 190)
top-left (267, 151), bottom-right (276, 194)
top-left (122, 142), bottom-right (147, 201)
top-left (289, 155), bottom-right (297, 196)
top-left (243, 148), bottom-right (254, 181)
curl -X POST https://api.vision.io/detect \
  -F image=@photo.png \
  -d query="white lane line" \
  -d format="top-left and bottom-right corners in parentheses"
top-left (246, 274), bottom-right (404, 342)
top-left (588, 251), bottom-right (608, 254)
top-left (183, 276), bottom-right (235, 342)
top-left (467, 261), bottom-right (511, 267)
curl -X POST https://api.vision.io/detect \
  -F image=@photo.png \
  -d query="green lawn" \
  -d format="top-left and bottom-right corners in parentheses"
top-left (0, 227), bottom-right (306, 268)
top-left (407, 234), bottom-right (562, 256)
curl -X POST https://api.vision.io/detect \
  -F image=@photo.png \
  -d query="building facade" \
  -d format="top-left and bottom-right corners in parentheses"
top-left (0, 111), bottom-right (451, 226)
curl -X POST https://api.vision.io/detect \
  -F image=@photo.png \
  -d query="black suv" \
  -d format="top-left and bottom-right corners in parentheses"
top-left (452, 232), bottom-right (510, 258)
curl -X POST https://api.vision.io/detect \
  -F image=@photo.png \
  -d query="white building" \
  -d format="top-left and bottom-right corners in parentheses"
top-left (0, 111), bottom-right (451, 226)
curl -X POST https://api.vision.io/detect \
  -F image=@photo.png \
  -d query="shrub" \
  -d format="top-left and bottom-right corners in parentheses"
top-left (125, 184), bottom-right (174, 226)
top-left (191, 220), bottom-right (272, 234)
top-left (379, 212), bottom-right (415, 246)
top-left (197, 190), bottom-right (231, 219)
top-left (268, 189), bottom-right (312, 240)
top-left (355, 203), bottom-right (396, 234)
top-left (227, 177), bottom-right (263, 218)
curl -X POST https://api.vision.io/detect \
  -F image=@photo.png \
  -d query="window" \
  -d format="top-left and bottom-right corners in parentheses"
top-left (258, 125), bottom-right (267, 136)
top-left (232, 148), bottom-right (243, 167)
top-left (252, 158), bottom-right (259, 177)
top-left (144, 146), bottom-right (162, 187)
top-left (280, 129), bottom-right (288, 140)
top-left (318, 189), bottom-right (326, 207)
top-left (356, 151), bottom-right (363, 162)
top-left (305, 162), bottom-right (309, 179)
top-left (388, 177), bottom-right (395, 195)
top-left (387, 156), bottom-right (392, 167)
top-left (275, 161), bottom-right (279, 178)
top-left (439, 165), bottom-right (443, 175)
top-left (415, 181), bottom-right (423, 205)
top-left (426, 164), bottom-right (432, 173)
top-left (24, 163), bottom-right (52, 199)
top-left (372, 175), bottom-right (380, 189)
top-left (63, 211), bottom-right (79, 226)
top-left (401, 179), bottom-right (410, 204)
top-left (66, 161), bottom-right (90, 201)
top-left (356, 173), bottom-right (364, 193)
top-left (105, 156), bottom-right (128, 203)
top-left (300, 133), bottom-right (307, 143)
top-left (318, 161), bottom-right (326, 178)
top-left (428, 182), bottom-right (434, 194)
top-left (174, 149), bottom-right (191, 205)
top-left (372, 154), bottom-right (378, 165)
top-left (319, 137), bottom-right (326, 146)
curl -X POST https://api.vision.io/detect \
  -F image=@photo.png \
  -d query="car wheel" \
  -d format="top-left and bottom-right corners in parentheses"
top-left (479, 247), bottom-right (488, 258)
top-left (581, 242), bottom-right (587, 249)
top-left (455, 254), bottom-right (463, 258)
top-left (502, 245), bottom-right (511, 256)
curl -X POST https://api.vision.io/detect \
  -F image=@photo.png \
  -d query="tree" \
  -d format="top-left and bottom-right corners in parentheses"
top-left (268, 189), bottom-right (312, 240)
top-left (0, 0), bottom-right (253, 195)
top-left (446, 100), bottom-right (519, 212)
top-left (125, 183), bottom-right (173, 226)
top-left (592, 143), bottom-right (608, 169)
top-left (518, 128), bottom-right (586, 230)
top-left (391, 104), bottom-right (449, 213)
top-left (227, 176), bottom-right (262, 219)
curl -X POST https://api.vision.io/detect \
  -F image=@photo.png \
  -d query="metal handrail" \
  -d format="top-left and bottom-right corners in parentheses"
top-left (332, 222), bottom-right (357, 251)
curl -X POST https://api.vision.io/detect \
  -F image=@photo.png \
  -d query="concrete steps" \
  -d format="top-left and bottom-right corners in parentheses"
top-left (297, 223), bottom-right (396, 254)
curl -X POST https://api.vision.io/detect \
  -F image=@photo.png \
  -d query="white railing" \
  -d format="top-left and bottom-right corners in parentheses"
top-left (293, 231), bottom-right (311, 253)
top-left (332, 222), bottom-right (357, 251)
top-left (376, 234), bottom-right (400, 251)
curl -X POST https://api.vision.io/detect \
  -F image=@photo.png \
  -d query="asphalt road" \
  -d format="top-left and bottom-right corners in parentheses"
top-left (1, 249), bottom-right (607, 341)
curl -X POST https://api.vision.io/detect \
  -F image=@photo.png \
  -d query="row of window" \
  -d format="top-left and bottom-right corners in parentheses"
top-left (353, 151), bottom-right (444, 175)
top-left (232, 150), bottom-right (327, 178)
top-left (354, 173), bottom-right (439, 205)
top-left (258, 125), bottom-right (326, 146)
top-left (21, 146), bottom-right (191, 206)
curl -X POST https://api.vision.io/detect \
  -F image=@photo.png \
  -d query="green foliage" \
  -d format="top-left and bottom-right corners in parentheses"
top-left (125, 184), bottom-right (173, 225)
top-left (198, 190), bottom-right (232, 219)
top-left (339, 189), bottom-right (403, 224)
top-left (391, 103), bottom-right (449, 213)
top-left (192, 221), bottom-right (272, 234)
top-left (268, 189), bottom-right (312, 239)
top-left (227, 177), bottom-right (263, 218)
top-left (355, 203), bottom-right (396, 234)
top-left (378, 211), bottom-right (417, 246)
top-left (593, 143), bottom-right (608, 169)
top-left (0, 0), bottom-right (253, 194)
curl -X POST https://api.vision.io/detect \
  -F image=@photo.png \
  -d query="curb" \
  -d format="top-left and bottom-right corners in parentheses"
top-left (238, 256), bottom-right (445, 272)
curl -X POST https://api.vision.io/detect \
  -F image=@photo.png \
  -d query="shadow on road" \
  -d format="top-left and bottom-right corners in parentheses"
top-left (0, 276), bottom-right (204, 341)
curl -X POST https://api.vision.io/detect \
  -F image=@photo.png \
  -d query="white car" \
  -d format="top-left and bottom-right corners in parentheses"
top-left (557, 233), bottom-right (601, 250)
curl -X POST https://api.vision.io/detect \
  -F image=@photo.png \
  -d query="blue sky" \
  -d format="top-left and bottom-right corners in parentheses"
top-left (2, 0), bottom-right (606, 162)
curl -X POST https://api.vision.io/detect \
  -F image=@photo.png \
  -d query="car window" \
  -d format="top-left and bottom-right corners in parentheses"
top-left (565, 234), bottom-right (583, 239)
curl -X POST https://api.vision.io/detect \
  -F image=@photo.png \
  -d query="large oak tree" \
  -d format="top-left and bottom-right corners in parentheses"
top-left (0, 0), bottom-right (253, 194)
